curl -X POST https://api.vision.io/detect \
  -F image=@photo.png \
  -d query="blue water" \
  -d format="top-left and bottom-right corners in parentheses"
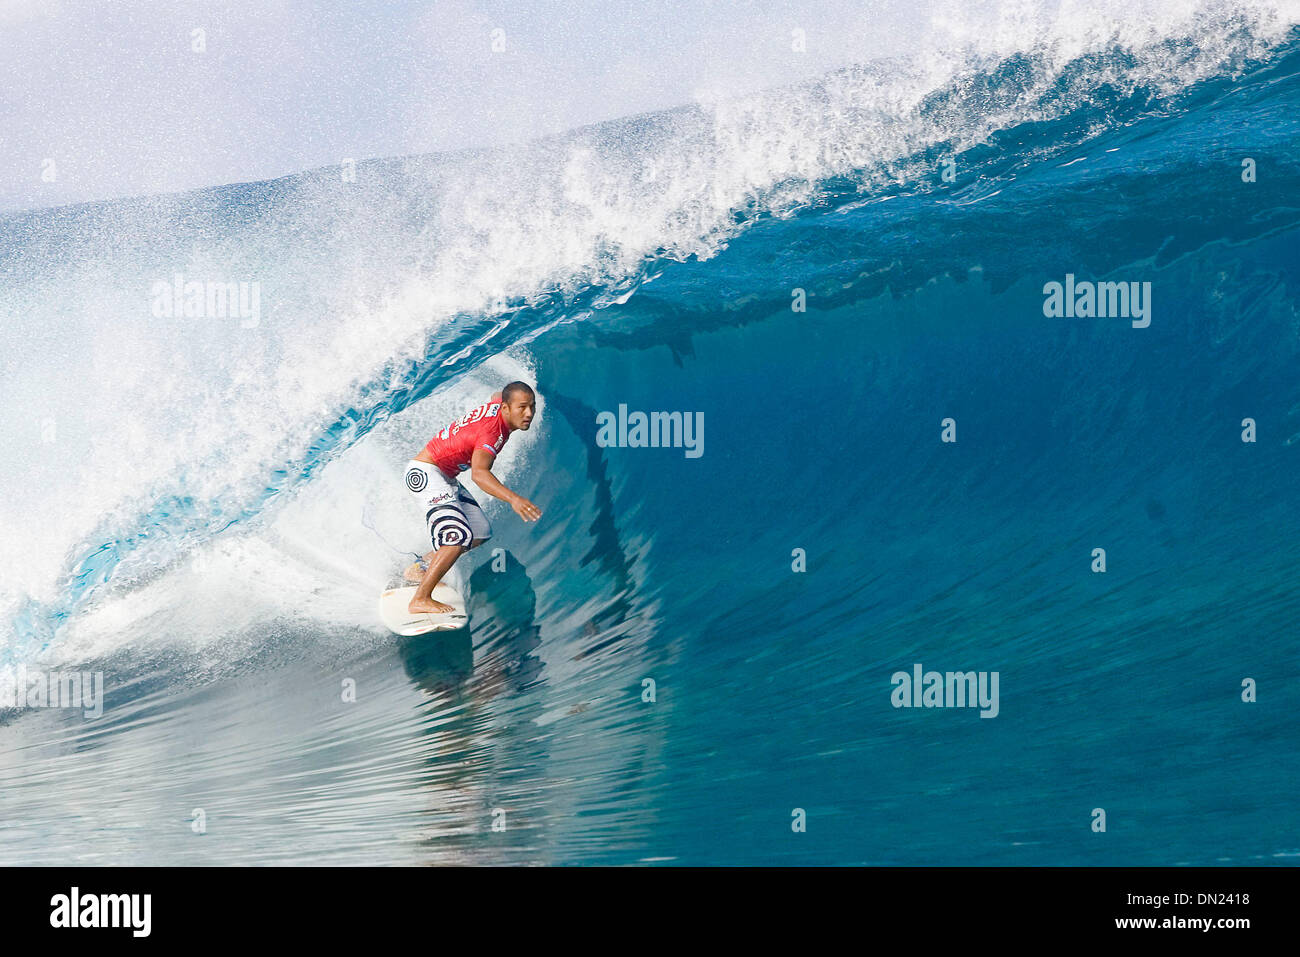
top-left (1, 25), bottom-right (1298, 865)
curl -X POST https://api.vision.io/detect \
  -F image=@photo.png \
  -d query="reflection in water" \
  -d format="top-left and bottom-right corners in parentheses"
top-left (396, 552), bottom-right (545, 699)
top-left (538, 388), bottom-right (637, 659)
top-left (394, 623), bottom-right (472, 692)
top-left (389, 550), bottom-right (551, 861)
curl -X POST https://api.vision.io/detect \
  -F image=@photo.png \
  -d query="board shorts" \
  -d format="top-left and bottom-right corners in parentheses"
top-left (403, 459), bottom-right (491, 550)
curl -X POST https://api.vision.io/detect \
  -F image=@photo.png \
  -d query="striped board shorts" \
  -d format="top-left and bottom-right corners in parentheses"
top-left (403, 459), bottom-right (492, 550)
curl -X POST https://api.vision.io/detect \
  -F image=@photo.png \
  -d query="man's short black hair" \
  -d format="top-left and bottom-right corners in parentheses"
top-left (502, 381), bottom-right (535, 404)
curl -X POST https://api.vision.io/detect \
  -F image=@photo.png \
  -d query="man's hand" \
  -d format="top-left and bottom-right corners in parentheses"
top-left (511, 497), bottom-right (542, 522)
top-left (471, 447), bottom-right (541, 521)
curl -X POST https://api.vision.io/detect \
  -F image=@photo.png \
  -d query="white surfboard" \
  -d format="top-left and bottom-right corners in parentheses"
top-left (378, 582), bottom-right (469, 636)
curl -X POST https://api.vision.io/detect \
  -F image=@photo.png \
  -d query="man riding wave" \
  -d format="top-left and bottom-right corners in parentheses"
top-left (402, 381), bottom-right (542, 614)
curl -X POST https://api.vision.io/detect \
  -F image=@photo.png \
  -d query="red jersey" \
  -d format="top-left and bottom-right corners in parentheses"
top-left (424, 396), bottom-right (512, 479)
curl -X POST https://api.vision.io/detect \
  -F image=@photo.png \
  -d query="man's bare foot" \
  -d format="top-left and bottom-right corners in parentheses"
top-left (408, 596), bottom-right (453, 615)
top-left (403, 561), bottom-right (426, 583)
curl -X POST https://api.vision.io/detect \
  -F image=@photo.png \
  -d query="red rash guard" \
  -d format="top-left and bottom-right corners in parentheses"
top-left (424, 396), bottom-right (512, 479)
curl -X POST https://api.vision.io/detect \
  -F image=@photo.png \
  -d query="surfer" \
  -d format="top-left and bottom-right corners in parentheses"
top-left (402, 381), bottom-right (542, 614)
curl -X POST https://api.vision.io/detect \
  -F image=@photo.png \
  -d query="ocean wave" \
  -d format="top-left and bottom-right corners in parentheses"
top-left (2, 6), bottom-right (1297, 658)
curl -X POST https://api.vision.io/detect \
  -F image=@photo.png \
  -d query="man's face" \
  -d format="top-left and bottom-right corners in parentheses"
top-left (503, 394), bottom-right (535, 430)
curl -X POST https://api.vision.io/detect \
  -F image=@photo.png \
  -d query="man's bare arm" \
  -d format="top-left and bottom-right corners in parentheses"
top-left (470, 448), bottom-right (542, 521)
